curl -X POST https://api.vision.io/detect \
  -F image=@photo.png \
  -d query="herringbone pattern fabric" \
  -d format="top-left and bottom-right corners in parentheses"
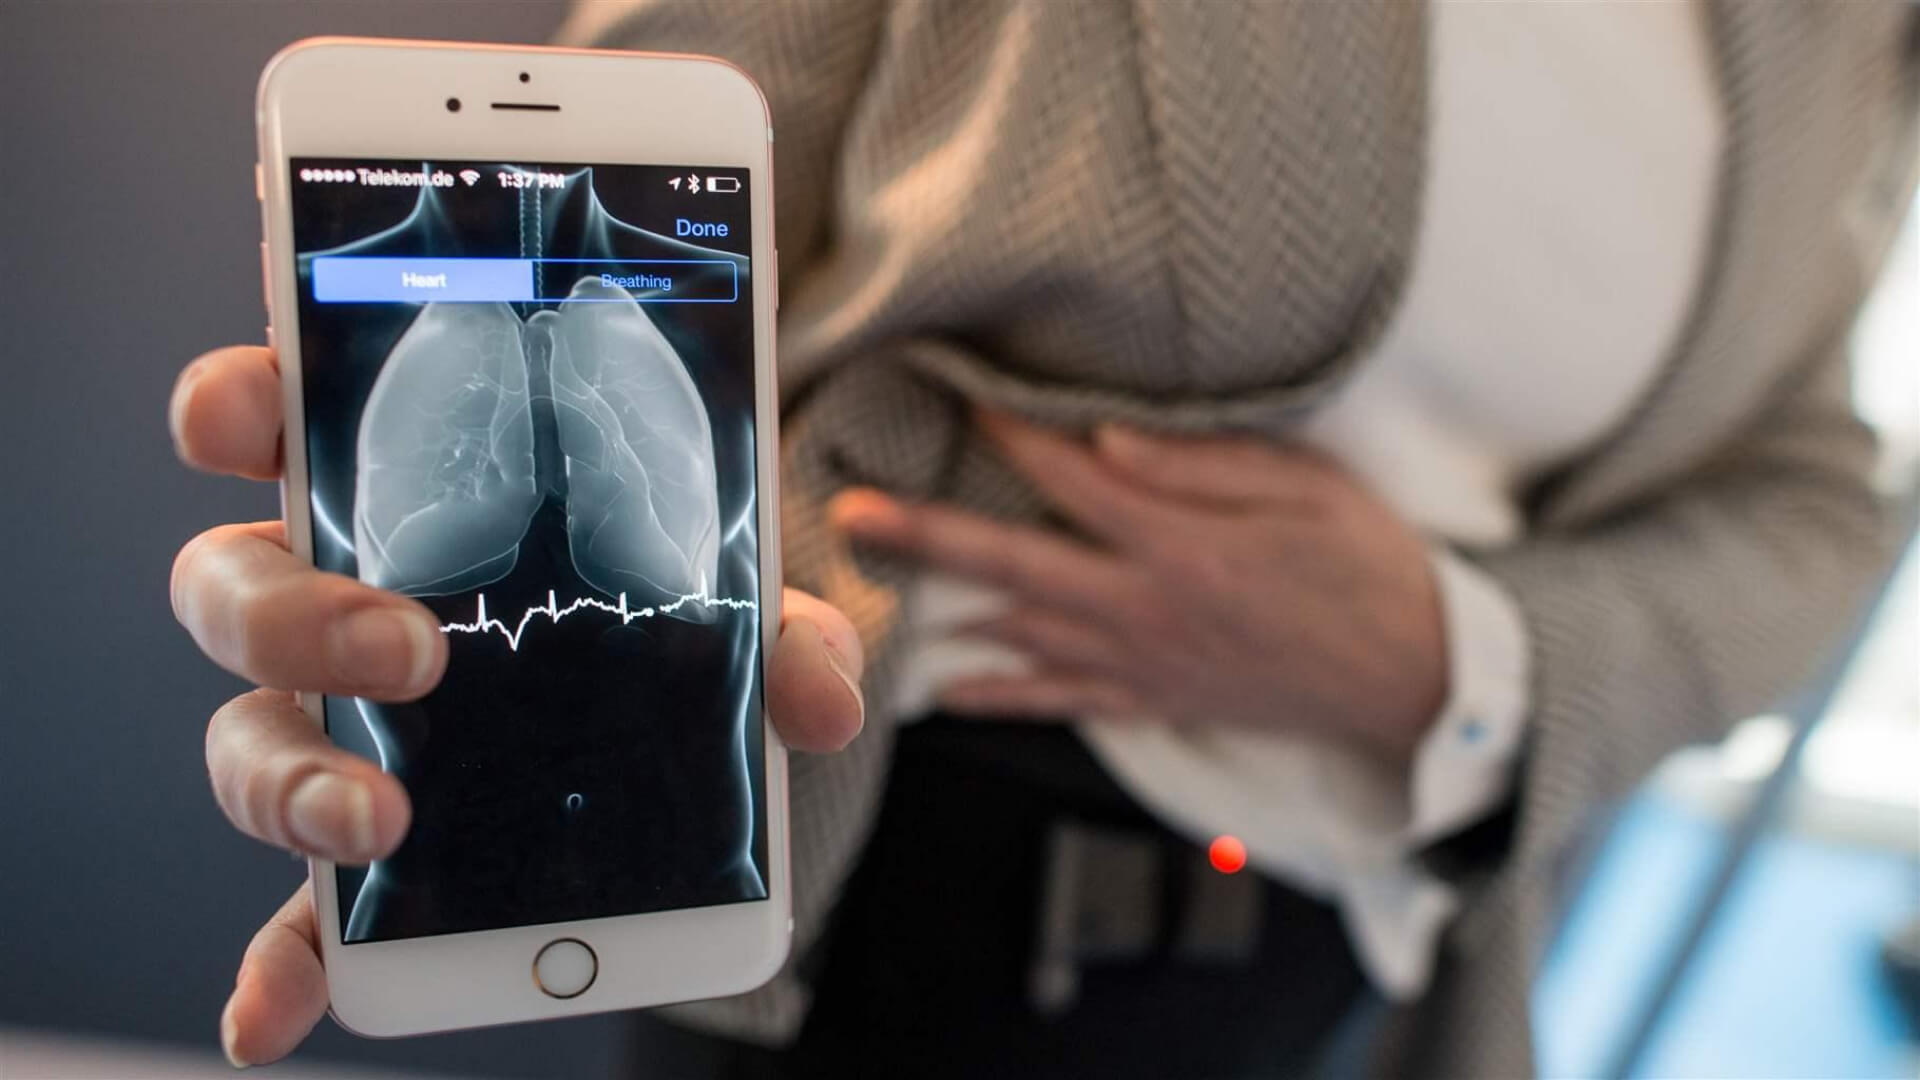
top-left (555, 1), bottom-right (1920, 1074)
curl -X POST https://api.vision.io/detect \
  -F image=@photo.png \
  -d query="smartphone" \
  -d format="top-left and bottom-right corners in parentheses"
top-left (256, 38), bottom-right (786, 1036)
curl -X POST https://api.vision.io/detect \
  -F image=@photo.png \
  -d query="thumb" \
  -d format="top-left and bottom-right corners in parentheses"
top-left (768, 588), bottom-right (865, 753)
top-left (222, 885), bottom-right (329, 1068)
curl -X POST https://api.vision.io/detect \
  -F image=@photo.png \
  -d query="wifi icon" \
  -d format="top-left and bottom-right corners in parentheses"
top-left (459, 169), bottom-right (482, 187)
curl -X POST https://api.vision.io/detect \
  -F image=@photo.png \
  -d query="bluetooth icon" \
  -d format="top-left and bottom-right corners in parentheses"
top-left (686, 174), bottom-right (701, 194)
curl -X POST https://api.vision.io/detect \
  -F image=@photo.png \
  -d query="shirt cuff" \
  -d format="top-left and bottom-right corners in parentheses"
top-left (1403, 545), bottom-right (1533, 849)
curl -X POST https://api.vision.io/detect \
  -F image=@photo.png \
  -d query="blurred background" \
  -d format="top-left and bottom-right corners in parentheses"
top-left (1, 2), bottom-right (1914, 1077)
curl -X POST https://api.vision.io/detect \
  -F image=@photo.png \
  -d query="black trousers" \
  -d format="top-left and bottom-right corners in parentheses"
top-left (629, 718), bottom-right (1372, 1079)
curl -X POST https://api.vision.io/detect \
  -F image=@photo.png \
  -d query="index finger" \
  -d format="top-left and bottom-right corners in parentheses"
top-left (171, 521), bottom-right (446, 701)
top-left (830, 489), bottom-right (1139, 621)
top-left (170, 345), bottom-right (284, 481)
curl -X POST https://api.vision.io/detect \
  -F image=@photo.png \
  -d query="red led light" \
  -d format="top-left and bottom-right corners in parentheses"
top-left (1208, 835), bottom-right (1247, 874)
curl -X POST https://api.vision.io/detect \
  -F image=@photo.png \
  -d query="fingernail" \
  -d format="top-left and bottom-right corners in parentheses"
top-left (829, 491), bottom-right (908, 537)
top-left (220, 998), bottom-right (249, 1068)
top-left (286, 772), bottom-right (376, 861)
top-left (330, 607), bottom-right (440, 695)
top-left (169, 363), bottom-right (204, 456)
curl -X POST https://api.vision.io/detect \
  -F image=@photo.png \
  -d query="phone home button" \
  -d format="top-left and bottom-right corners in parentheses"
top-left (532, 938), bottom-right (597, 999)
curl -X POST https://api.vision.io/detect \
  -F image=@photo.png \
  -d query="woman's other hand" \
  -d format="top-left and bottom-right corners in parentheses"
top-left (831, 410), bottom-right (1445, 766)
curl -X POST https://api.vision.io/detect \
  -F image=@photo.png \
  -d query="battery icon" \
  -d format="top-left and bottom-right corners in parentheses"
top-left (706, 176), bottom-right (741, 194)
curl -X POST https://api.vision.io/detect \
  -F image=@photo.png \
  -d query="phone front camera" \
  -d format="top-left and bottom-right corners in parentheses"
top-left (518, 71), bottom-right (531, 83)
top-left (446, 97), bottom-right (462, 113)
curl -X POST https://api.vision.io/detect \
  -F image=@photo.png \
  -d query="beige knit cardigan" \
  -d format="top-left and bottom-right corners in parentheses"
top-left (559, 2), bottom-right (1920, 1075)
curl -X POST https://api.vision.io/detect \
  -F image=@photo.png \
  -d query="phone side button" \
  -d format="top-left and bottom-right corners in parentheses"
top-left (254, 162), bottom-right (264, 202)
top-left (532, 938), bottom-right (597, 999)
top-left (259, 242), bottom-right (271, 316)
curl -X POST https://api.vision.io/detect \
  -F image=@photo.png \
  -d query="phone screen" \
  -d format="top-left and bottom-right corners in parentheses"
top-left (287, 158), bottom-right (766, 944)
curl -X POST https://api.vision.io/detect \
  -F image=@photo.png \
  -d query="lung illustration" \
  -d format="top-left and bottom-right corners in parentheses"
top-left (353, 301), bottom-right (542, 596)
top-left (534, 276), bottom-right (720, 617)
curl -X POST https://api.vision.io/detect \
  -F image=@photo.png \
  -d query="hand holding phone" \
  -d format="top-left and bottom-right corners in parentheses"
top-left (169, 347), bottom-right (863, 1060)
top-left (164, 38), bottom-right (864, 1063)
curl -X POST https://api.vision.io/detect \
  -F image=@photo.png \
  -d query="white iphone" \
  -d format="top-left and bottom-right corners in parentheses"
top-left (255, 38), bottom-right (787, 1036)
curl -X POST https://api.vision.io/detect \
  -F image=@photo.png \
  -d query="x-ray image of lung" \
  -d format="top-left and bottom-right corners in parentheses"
top-left (355, 277), bottom-right (721, 617)
top-left (537, 277), bottom-right (719, 611)
top-left (353, 301), bottom-right (542, 596)
top-left (292, 162), bottom-right (765, 945)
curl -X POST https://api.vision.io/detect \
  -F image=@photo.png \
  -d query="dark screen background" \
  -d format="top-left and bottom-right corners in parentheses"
top-left (290, 157), bottom-right (766, 944)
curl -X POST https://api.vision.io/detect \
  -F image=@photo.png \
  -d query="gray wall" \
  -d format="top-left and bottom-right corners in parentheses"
top-left (0, 2), bottom-right (653, 1075)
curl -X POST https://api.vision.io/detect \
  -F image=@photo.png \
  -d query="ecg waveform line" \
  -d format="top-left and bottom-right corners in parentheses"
top-left (440, 589), bottom-right (757, 651)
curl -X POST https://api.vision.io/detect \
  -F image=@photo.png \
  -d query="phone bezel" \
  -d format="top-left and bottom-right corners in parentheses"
top-left (257, 37), bottom-right (788, 1038)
